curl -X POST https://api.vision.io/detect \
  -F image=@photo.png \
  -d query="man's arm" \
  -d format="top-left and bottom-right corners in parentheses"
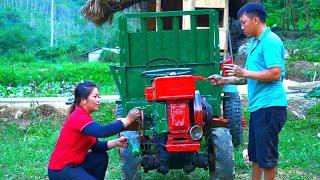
top-left (242, 67), bottom-right (281, 81)
top-left (226, 76), bottom-right (248, 85)
top-left (224, 64), bottom-right (281, 82)
top-left (208, 65), bottom-right (281, 86)
top-left (208, 75), bottom-right (247, 85)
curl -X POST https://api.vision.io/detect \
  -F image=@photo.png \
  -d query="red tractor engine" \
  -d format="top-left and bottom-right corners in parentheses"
top-left (144, 75), bottom-right (213, 153)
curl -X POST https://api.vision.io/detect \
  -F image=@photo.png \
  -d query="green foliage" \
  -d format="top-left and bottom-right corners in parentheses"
top-left (264, 0), bottom-right (320, 33)
top-left (278, 116), bottom-right (320, 175)
top-left (0, 8), bottom-right (22, 26)
top-left (34, 46), bottom-right (82, 62)
top-left (35, 47), bottom-right (68, 61)
top-left (0, 8), bottom-right (46, 54)
top-left (8, 53), bottom-right (37, 63)
top-left (285, 36), bottom-right (320, 63)
top-left (0, 61), bottom-right (115, 97)
top-left (265, 9), bottom-right (282, 27)
top-left (306, 103), bottom-right (320, 118)
top-left (288, 52), bottom-right (320, 63)
top-left (99, 50), bottom-right (119, 62)
top-left (0, 0), bottom-right (126, 60)
top-left (0, 119), bottom-right (61, 179)
top-left (92, 103), bottom-right (117, 124)
top-left (0, 85), bottom-right (8, 97)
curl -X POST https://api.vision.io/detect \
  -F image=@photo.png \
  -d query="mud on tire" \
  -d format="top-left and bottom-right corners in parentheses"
top-left (223, 92), bottom-right (243, 148)
top-left (208, 127), bottom-right (235, 180)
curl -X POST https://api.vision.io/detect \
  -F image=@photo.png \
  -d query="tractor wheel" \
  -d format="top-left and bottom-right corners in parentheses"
top-left (223, 92), bottom-right (243, 148)
top-left (208, 127), bottom-right (235, 180)
top-left (117, 103), bottom-right (142, 180)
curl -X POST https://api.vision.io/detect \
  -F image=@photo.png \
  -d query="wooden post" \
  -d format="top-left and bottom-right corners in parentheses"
top-left (223, 0), bottom-right (229, 58)
top-left (156, 0), bottom-right (161, 12)
top-left (156, 0), bottom-right (161, 30)
top-left (182, 0), bottom-right (195, 29)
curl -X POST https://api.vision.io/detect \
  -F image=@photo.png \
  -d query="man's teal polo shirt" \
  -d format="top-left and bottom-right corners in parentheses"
top-left (245, 27), bottom-right (287, 112)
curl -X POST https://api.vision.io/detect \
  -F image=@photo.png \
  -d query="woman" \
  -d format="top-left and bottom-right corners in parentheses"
top-left (48, 81), bottom-right (141, 180)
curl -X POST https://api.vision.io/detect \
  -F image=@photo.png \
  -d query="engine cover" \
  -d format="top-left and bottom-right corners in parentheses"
top-left (166, 100), bottom-right (200, 152)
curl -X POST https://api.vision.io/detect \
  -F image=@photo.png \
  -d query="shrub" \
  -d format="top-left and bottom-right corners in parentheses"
top-left (0, 60), bottom-right (114, 97)
top-left (8, 53), bottom-right (37, 63)
top-left (99, 50), bottom-right (119, 62)
top-left (0, 9), bottom-right (46, 54)
top-left (35, 47), bottom-right (67, 62)
top-left (307, 103), bottom-right (320, 120)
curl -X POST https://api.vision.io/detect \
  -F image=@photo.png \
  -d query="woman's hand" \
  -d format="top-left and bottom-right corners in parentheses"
top-left (107, 136), bottom-right (129, 149)
top-left (120, 107), bottom-right (141, 128)
top-left (126, 107), bottom-right (141, 123)
top-left (116, 136), bottom-right (129, 148)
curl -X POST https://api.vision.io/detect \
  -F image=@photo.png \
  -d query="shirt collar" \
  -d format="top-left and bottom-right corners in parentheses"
top-left (257, 27), bottom-right (270, 42)
top-left (249, 27), bottom-right (270, 54)
top-left (76, 105), bottom-right (90, 115)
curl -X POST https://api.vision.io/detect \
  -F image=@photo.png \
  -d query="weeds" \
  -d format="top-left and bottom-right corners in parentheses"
top-left (285, 36), bottom-right (320, 63)
top-left (0, 60), bottom-right (115, 97)
top-left (0, 104), bottom-right (319, 179)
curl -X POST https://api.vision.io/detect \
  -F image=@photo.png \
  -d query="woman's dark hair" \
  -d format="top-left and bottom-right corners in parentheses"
top-left (69, 81), bottom-right (97, 115)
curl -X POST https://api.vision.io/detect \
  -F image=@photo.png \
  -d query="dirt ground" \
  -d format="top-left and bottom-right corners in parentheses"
top-left (286, 60), bottom-right (320, 82)
top-left (0, 104), bottom-right (67, 127)
top-left (284, 61), bottom-right (320, 119)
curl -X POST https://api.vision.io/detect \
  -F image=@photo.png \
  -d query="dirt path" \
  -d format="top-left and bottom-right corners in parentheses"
top-left (0, 95), bottom-right (120, 110)
top-left (238, 79), bottom-right (319, 119)
top-left (0, 95), bottom-right (120, 125)
top-left (1, 79), bottom-right (319, 122)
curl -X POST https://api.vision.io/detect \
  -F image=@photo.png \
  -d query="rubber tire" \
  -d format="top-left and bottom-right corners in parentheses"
top-left (117, 103), bottom-right (142, 180)
top-left (208, 127), bottom-right (235, 180)
top-left (223, 92), bottom-right (243, 148)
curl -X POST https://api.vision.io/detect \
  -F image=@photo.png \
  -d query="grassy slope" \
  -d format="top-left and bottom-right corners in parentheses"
top-left (0, 104), bottom-right (319, 179)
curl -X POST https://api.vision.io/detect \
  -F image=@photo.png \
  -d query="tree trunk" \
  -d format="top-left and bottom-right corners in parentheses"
top-left (289, 0), bottom-right (298, 31)
top-left (50, 0), bottom-right (54, 47)
top-left (283, 0), bottom-right (289, 30)
top-left (304, 0), bottom-right (311, 36)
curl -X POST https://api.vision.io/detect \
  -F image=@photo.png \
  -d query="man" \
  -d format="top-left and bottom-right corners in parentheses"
top-left (208, 2), bottom-right (287, 180)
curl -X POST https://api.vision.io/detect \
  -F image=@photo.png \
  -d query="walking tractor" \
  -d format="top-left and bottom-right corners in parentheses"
top-left (110, 10), bottom-right (242, 179)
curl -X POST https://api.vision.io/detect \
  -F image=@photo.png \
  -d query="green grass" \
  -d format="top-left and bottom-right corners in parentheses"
top-left (0, 104), bottom-right (319, 179)
top-left (0, 59), bottom-right (117, 97)
top-left (284, 35), bottom-right (320, 63)
top-left (279, 117), bottom-right (320, 176)
top-left (0, 119), bottom-right (60, 179)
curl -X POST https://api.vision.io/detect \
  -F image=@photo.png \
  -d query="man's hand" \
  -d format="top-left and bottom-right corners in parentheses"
top-left (207, 74), bottom-right (228, 85)
top-left (223, 64), bottom-right (246, 77)
top-left (242, 148), bottom-right (250, 164)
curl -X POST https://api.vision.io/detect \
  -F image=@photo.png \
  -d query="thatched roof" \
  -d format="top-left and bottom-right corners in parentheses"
top-left (81, 0), bottom-right (251, 26)
top-left (81, 0), bottom-right (146, 26)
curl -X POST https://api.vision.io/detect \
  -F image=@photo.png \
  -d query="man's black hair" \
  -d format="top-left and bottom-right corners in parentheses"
top-left (237, 2), bottom-right (267, 23)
